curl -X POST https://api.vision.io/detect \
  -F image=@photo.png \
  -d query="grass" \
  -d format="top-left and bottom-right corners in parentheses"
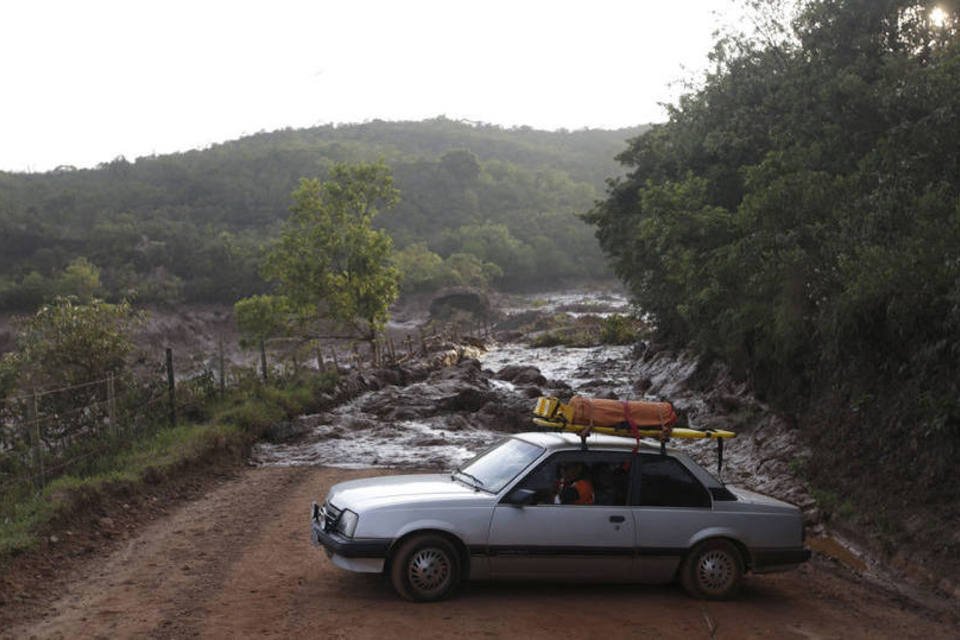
top-left (0, 372), bottom-right (338, 559)
top-left (810, 487), bottom-right (856, 523)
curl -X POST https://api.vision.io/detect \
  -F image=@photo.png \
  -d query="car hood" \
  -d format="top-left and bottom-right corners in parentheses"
top-left (327, 473), bottom-right (494, 511)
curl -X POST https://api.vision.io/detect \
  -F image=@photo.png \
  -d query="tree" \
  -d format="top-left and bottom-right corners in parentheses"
top-left (260, 161), bottom-right (401, 338)
top-left (588, 0), bottom-right (960, 516)
top-left (2, 298), bottom-right (140, 445)
top-left (55, 257), bottom-right (102, 301)
top-left (9, 297), bottom-right (138, 390)
top-left (234, 294), bottom-right (298, 381)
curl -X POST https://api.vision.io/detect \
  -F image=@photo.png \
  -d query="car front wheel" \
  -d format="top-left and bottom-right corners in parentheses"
top-left (681, 539), bottom-right (743, 600)
top-left (389, 534), bottom-right (461, 602)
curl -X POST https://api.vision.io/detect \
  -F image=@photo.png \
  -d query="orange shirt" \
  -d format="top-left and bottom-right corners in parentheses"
top-left (556, 479), bottom-right (595, 505)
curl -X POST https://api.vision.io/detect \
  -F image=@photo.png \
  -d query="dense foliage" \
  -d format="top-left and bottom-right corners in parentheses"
top-left (0, 298), bottom-right (141, 451)
top-left (589, 0), bottom-right (960, 515)
top-left (247, 161), bottom-right (401, 340)
top-left (0, 119), bottom-right (644, 309)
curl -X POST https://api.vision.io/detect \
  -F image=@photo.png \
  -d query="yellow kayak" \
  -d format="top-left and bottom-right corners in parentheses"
top-left (532, 396), bottom-right (735, 441)
top-left (532, 417), bottom-right (736, 440)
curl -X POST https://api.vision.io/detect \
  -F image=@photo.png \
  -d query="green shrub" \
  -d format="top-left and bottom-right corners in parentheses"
top-left (599, 314), bottom-right (638, 345)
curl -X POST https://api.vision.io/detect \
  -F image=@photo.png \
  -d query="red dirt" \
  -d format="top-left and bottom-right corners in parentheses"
top-left (2, 466), bottom-right (958, 640)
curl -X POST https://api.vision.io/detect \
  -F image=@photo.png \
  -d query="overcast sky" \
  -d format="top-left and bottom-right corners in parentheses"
top-left (0, 0), bottom-right (744, 173)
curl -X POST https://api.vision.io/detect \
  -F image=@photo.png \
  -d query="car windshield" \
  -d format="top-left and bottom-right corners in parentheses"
top-left (455, 438), bottom-right (544, 493)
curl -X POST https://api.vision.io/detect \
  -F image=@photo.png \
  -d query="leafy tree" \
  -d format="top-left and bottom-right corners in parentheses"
top-left (55, 257), bottom-right (101, 300)
top-left (234, 295), bottom-right (297, 344)
top-left (9, 297), bottom-right (139, 390)
top-left (234, 294), bottom-right (299, 381)
top-left (589, 0), bottom-right (960, 521)
top-left (394, 243), bottom-right (453, 293)
top-left (444, 252), bottom-right (502, 288)
top-left (261, 161), bottom-right (401, 338)
top-left (2, 298), bottom-right (140, 445)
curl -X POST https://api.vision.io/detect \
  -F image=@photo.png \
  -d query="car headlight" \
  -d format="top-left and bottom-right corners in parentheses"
top-left (336, 509), bottom-right (359, 538)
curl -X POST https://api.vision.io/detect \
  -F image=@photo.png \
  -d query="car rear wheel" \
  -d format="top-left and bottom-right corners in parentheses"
top-left (389, 534), bottom-right (461, 602)
top-left (681, 539), bottom-right (743, 600)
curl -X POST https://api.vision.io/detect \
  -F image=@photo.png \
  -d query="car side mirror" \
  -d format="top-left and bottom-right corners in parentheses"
top-left (505, 488), bottom-right (538, 507)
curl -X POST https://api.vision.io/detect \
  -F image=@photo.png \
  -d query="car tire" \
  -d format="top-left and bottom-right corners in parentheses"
top-left (389, 534), bottom-right (461, 602)
top-left (680, 539), bottom-right (743, 600)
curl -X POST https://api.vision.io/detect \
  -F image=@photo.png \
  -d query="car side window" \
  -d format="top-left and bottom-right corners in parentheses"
top-left (513, 451), bottom-right (633, 506)
top-left (636, 455), bottom-right (711, 508)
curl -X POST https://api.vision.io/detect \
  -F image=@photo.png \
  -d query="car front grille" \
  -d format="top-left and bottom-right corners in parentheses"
top-left (322, 502), bottom-right (342, 532)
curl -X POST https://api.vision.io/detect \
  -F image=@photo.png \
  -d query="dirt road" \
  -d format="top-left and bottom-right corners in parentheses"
top-left (4, 466), bottom-right (957, 640)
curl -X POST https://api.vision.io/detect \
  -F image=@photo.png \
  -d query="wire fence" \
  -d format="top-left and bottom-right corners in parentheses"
top-left (0, 320), bottom-right (481, 511)
top-left (0, 370), bottom-right (170, 501)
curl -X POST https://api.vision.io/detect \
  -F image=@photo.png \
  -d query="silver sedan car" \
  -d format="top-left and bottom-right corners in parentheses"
top-left (311, 432), bottom-right (809, 601)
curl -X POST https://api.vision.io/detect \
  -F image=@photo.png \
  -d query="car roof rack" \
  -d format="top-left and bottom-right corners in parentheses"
top-left (532, 396), bottom-right (735, 477)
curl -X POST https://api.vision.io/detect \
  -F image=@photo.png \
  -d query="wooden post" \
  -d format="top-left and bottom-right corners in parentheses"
top-left (166, 348), bottom-right (176, 428)
top-left (259, 338), bottom-right (268, 382)
top-left (419, 328), bottom-right (427, 355)
top-left (316, 342), bottom-right (325, 372)
top-left (388, 338), bottom-right (397, 364)
top-left (29, 390), bottom-right (44, 490)
top-left (107, 374), bottom-right (117, 436)
top-left (218, 335), bottom-right (226, 398)
top-left (405, 335), bottom-right (413, 357)
top-left (353, 343), bottom-right (362, 370)
top-left (331, 347), bottom-right (339, 372)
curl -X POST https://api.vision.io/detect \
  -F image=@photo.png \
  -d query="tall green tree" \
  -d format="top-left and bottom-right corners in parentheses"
top-left (261, 161), bottom-right (401, 338)
top-left (588, 0), bottom-right (960, 519)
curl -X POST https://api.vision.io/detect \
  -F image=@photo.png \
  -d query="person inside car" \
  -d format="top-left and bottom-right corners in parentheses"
top-left (554, 461), bottom-right (595, 505)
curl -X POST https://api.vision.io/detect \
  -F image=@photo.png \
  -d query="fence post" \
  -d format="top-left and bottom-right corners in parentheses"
top-left (316, 342), bottom-right (325, 372)
top-left (166, 347), bottom-right (176, 428)
top-left (331, 347), bottom-right (339, 372)
top-left (259, 338), bottom-right (269, 382)
top-left (107, 373), bottom-right (117, 437)
top-left (29, 390), bottom-right (44, 490)
top-left (218, 335), bottom-right (226, 399)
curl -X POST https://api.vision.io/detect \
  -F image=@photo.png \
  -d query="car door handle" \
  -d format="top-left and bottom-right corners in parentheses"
top-left (609, 515), bottom-right (625, 523)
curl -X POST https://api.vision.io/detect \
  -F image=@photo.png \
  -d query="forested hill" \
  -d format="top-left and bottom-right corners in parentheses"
top-left (0, 118), bottom-right (647, 309)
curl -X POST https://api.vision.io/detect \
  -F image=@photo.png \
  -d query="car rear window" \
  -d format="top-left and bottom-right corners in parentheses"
top-left (637, 455), bottom-right (711, 508)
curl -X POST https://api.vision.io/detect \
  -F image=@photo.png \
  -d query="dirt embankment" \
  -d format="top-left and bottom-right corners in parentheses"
top-left (3, 465), bottom-right (958, 640)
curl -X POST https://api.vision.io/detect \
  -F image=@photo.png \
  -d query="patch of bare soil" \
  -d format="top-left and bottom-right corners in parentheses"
top-left (3, 466), bottom-right (957, 640)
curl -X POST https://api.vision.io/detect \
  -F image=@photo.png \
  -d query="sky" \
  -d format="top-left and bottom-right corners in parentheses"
top-left (0, 0), bottom-right (745, 173)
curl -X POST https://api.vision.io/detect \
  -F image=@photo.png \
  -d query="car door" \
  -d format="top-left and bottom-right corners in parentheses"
top-left (629, 453), bottom-right (713, 582)
top-left (486, 451), bottom-right (636, 580)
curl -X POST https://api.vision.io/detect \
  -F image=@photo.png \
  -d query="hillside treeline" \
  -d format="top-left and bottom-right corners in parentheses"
top-left (590, 0), bottom-right (960, 546)
top-left (0, 118), bottom-right (643, 309)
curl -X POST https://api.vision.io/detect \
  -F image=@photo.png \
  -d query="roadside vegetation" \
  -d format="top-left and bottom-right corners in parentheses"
top-left (0, 349), bottom-right (339, 558)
